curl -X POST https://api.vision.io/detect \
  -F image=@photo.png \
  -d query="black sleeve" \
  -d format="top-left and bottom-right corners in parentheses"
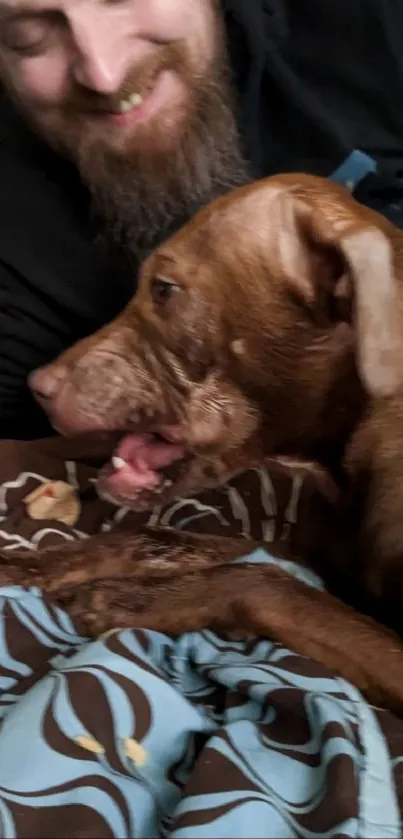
top-left (0, 97), bottom-right (136, 440)
top-left (0, 249), bottom-right (135, 440)
top-left (0, 258), bottom-right (76, 439)
top-left (0, 249), bottom-right (136, 440)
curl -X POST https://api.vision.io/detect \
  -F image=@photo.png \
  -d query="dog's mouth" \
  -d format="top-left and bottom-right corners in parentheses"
top-left (97, 425), bottom-right (187, 507)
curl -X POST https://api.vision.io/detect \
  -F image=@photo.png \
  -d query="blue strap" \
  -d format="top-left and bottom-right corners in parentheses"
top-left (331, 150), bottom-right (377, 191)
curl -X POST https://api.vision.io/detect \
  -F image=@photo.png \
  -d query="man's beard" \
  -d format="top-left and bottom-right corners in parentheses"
top-left (76, 45), bottom-right (250, 255)
top-left (3, 31), bottom-right (249, 256)
top-left (86, 90), bottom-right (248, 255)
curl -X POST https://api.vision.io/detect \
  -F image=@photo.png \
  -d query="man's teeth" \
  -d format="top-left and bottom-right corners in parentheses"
top-left (112, 456), bottom-right (127, 470)
top-left (117, 93), bottom-right (143, 113)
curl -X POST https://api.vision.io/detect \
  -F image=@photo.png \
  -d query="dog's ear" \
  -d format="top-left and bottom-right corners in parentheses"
top-left (268, 188), bottom-right (402, 399)
top-left (336, 227), bottom-right (401, 398)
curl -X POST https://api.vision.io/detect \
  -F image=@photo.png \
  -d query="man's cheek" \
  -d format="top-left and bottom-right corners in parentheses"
top-left (2, 55), bottom-right (69, 109)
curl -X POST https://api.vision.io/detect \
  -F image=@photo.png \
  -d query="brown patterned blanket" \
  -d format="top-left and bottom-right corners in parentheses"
top-left (0, 436), bottom-right (401, 838)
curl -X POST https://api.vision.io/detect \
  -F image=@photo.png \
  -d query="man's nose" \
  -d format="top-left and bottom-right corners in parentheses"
top-left (69, 14), bottom-right (129, 94)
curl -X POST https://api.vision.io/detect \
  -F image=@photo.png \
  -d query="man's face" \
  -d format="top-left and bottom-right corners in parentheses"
top-left (0, 0), bottom-right (248, 249)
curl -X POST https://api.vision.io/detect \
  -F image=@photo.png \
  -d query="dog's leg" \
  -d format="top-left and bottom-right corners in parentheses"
top-left (1, 526), bottom-right (403, 714)
top-left (0, 525), bottom-right (260, 590)
top-left (54, 560), bottom-right (403, 716)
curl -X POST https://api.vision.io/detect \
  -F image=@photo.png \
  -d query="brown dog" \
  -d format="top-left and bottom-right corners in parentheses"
top-left (2, 172), bottom-right (403, 714)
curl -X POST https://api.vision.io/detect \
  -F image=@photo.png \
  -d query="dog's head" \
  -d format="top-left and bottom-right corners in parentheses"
top-left (30, 174), bottom-right (403, 509)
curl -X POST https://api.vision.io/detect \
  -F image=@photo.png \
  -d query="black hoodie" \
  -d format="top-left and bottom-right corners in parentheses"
top-left (1, 0), bottom-right (403, 439)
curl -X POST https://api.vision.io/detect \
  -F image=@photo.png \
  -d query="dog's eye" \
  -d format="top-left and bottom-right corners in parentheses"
top-left (151, 276), bottom-right (180, 304)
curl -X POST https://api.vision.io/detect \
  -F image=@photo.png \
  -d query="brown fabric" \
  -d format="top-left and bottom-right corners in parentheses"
top-left (0, 436), bottom-right (323, 552)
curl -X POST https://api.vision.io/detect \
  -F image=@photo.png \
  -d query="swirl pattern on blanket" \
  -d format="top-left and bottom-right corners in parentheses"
top-left (0, 437), bottom-right (400, 838)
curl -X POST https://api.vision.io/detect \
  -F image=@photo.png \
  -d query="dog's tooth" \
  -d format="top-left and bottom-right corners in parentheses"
top-left (163, 479), bottom-right (172, 488)
top-left (112, 456), bottom-right (127, 470)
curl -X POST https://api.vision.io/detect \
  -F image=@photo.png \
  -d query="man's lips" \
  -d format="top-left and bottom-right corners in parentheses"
top-left (85, 69), bottom-right (187, 129)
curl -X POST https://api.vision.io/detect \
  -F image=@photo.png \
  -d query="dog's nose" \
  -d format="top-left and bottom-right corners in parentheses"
top-left (28, 365), bottom-right (68, 404)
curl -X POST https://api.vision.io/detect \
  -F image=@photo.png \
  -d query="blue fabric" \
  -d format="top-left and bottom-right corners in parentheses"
top-left (0, 550), bottom-right (400, 837)
top-left (331, 149), bottom-right (377, 190)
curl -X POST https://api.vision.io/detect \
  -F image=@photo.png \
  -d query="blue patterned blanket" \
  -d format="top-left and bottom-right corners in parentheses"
top-left (0, 552), bottom-right (401, 838)
top-left (0, 437), bottom-right (402, 838)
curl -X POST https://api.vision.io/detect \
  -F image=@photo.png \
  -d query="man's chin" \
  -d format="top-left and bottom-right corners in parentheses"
top-left (78, 126), bottom-right (185, 169)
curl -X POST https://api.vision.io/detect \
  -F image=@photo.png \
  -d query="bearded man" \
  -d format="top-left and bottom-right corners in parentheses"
top-left (0, 0), bottom-right (402, 439)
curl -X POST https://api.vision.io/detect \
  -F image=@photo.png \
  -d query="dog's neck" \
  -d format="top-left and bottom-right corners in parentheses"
top-left (306, 365), bottom-right (369, 486)
top-left (260, 346), bottom-right (368, 488)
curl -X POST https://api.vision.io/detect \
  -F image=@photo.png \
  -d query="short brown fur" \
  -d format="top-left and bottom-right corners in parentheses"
top-left (3, 173), bottom-right (403, 714)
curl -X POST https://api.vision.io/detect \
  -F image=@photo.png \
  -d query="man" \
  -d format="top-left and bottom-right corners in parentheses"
top-left (0, 0), bottom-right (403, 439)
